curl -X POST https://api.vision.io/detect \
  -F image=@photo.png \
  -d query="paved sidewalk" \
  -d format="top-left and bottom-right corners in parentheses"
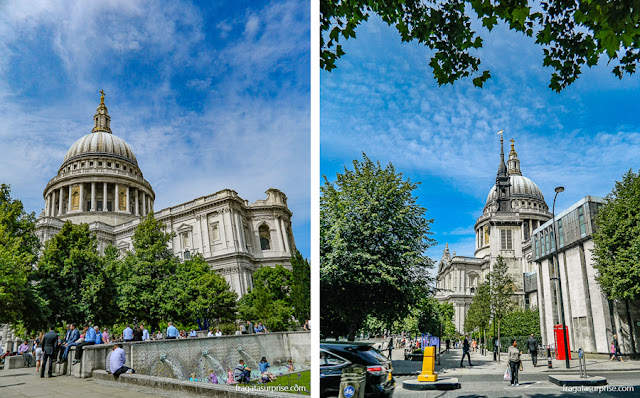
top-left (391, 348), bottom-right (640, 377)
top-left (0, 368), bottom-right (163, 398)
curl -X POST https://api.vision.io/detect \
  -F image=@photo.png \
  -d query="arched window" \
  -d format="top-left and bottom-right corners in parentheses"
top-left (259, 224), bottom-right (271, 250)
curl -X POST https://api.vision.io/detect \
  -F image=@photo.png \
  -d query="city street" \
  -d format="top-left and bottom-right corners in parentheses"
top-left (389, 348), bottom-right (639, 397)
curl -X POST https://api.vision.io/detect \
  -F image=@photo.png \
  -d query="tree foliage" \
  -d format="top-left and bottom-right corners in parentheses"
top-left (0, 184), bottom-right (39, 325)
top-left (593, 169), bottom-right (640, 300)
top-left (174, 254), bottom-right (238, 326)
top-left (35, 222), bottom-right (116, 327)
top-left (290, 250), bottom-right (311, 321)
top-left (321, 0), bottom-right (640, 91)
top-left (238, 265), bottom-right (295, 332)
top-left (487, 255), bottom-right (515, 324)
top-left (115, 213), bottom-right (180, 330)
top-left (499, 307), bottom-right (540, 337)
top-left (320, 154), bottom-right (434, 340)
top-left (464, 280), bottom-right (491, 333)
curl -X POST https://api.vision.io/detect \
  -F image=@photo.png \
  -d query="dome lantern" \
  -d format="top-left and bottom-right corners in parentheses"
top-left (92, 90), bottom-right (111, 133)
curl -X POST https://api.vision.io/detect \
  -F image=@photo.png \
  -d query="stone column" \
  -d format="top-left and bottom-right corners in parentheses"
top-left (79, 183), bottom-right (85, 211)
top-left (142, 192), bottom-right (146, 216)
top-left (67, 185), bottom-right (72, 212)
top-left (115, 183), bottom-right (120, 213)
top-left (134, 189), bottom-right (139, 216)
top-left (126, 186), bottom-right (130, 213)
top-left (58, 187), bottom-right (63, 215)
top-left (280, 218), bottom-right (291, 253)
top-left (235, 211), bottom-right (246, 251)
top-left (44, 195), bottom-right (49, 217)
top-left (91, 182), bottom-right (96, 212)
top-left (274, 217), bottom-right (284, 251)
top-left (103, 182), bottom-right (108, 211)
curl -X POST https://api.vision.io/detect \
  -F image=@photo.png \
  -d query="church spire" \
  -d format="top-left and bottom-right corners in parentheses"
top-left (497, 130), bottom-right (507, 177)
top-left (507, 138), bottom-right (522, 176)
top-left (92, 90), bottom-right (112, 133)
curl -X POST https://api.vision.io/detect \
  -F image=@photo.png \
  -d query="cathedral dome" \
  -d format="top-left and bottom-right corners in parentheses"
top-left (485, 175), bottom-right (545, 206)
top-left (63, 132), bottom-right (138, 166)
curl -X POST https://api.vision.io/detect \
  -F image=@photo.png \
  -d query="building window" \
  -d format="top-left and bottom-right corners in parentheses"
top-left (484, 225), bottom-right (489, 245)
top-left (98, 161), bottom-right (102, 166)
top-left (89, 161), bottom-right (93, 166)
top-left (545, 232), bottom-right (549, 253)
top-left (209, 222), bottom-right (220, 242)
top-left (97, 201), bottom-right (103, 211)
top-left (534, 236), bottom-right (539, 258)
top-left (259, 224), bottom-right (271, 250)
top-left (116, 163), bottom-right (120, 169)
top-left (558, 219), bottom-right (564, 247)
top-left (500, 229), bottom-right (512, 250)
top-left (107, 162), bottom-right (111, 167)
top-left (578, 206), bottom-right (586, 236)
top-left (524, 220), bottom-right (530, 241)
top-left (181, 232), bottom-right (190, 249)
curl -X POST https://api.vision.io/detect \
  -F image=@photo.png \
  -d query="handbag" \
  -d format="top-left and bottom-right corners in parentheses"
top-left (503, 365), bottom-right (511, 381)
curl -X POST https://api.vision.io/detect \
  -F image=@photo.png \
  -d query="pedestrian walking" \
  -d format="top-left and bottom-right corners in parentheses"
top-left (507, 339), bottom-right (522, 387)
top-left (527, 333), bottom-right (538, 367)
top-left (445, 339), bottom-right (450, 353)
top-left (460, 335), bottom-right (472, 367)
top-left (387, 337), bottom-right (394, 359)
top-left (611, 335), bottom-right (624, 362)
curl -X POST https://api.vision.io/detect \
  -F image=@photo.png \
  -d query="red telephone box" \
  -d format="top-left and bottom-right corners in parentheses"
top-left (553, 324), bottom-right (572, 360)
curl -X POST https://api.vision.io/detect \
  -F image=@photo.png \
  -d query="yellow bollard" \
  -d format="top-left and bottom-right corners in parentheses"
top-left (417, 346), bottom-right (438, 382)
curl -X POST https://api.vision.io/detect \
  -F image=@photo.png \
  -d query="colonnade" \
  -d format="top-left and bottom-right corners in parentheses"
top-left (44, 181), bottom-right (153, 217)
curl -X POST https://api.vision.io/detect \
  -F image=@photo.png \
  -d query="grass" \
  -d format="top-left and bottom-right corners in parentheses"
top-left (239, 370), bottom-right (311, 395)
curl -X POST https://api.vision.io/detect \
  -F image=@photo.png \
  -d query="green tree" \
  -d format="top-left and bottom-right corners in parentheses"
top-left (593, 170), bottom-right (640, 300)
top-left (500, 308), bottom-right (540, 337)
top-left (487, 255), bottom-right (515, 350)
top-left (438, 301), bottom-right (456, 339)
top-left (174, 254), bottom-right (238, 326)
top-left (321, 0), bottom-right (640, 91)
top-left (0, 184), bottom-right (40, 326)
top-left (290, 250), bottom-right (311, 322)
top-left (238, 265), bottom-right (295, 332)
top-left (35, 222), bottom-right (115, 327)
top-left (464, 281), bottom-right (491, 337)
top-left (115, 213), bottom-right (179, 330)
top-left (321, 154), bottom-right (434, 340)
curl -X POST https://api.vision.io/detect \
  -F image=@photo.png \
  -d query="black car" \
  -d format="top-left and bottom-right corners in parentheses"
top-left (320, 341), bottom-right (395, 398)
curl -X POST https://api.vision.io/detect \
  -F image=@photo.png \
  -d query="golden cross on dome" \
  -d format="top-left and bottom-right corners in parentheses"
top-left (510, 138), bottom-right (515, 148)
top-left (100, 90), bottom-right (105, 104)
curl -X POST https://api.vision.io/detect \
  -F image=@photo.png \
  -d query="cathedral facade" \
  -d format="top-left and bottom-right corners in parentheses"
top-left (35, 94), bottom-right (296, 296)
top-left (435, 135), bottom-right (552, 333)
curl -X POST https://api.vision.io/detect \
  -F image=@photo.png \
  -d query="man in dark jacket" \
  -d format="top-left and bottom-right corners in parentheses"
top-left (460, 335), bottom-right (472, 367)
top-left (527, 334), bottom-right (538, 366)
top-left (41, 326), bottom-right (58, 378)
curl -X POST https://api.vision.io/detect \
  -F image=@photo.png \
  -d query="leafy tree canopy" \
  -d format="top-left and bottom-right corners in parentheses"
top-left (36, 221), bottom-right (115, 327)
top-left (321, 154), bottom-right (435, 340)
top-left (487, 255), bottom-right (515, 322)
top-left (290, 250), bottom-right (311, 322)
top-left (464, 280), bottom-right (491, 333)
top-left (499, 307), bottom-right (540, 337)
top-left (238, 265), bottom-right (296, 332)
top-left (593, 169), bottom-right (640, 300)
top-left (0, 184), bottom-right (39, 325)
top-left (321, 0), bottom-right (640, 91)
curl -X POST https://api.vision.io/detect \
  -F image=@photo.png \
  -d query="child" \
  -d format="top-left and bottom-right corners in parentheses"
top-left (286, 358), bottom-right (295, 372)
top-left (208, 368), bottom-right (218, 384)
top-left (259, 357), bottom-right (276, 383)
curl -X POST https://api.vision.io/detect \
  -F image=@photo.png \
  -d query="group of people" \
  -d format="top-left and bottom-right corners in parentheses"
top-left (237, 320), bottom-right (269, 335)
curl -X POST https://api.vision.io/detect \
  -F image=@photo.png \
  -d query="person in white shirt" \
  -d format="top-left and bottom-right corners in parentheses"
top-left (110, 344), bottom-right (134, 379)
top-left (141, 325), bottom-right (150, 341)
top-left (207, 330), bottom-right (214, 337)
top-left (215, 328), bottom-right (223, 337)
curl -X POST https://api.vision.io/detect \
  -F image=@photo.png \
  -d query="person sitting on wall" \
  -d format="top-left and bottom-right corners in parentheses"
top-left (207, 329), bottom-right (214, 337)
top-left (166, 322), bottom-right (179, 339)
top-left (215, 328), bottom-right (223, 337)
top-left (58, 323), bottom-right (80, 363)
top-left (233, 359), bottom-right (251, 383)
top-left (72, 325), bottom-right (97, 365)
top-left (189, 329), bottom-right (197, 338)
top-left (109, 344), bottom-right (134, 379)
top-left (123, 325), bottom-right (134, 342)
top-left (18, 340), bottom-right (33, 367)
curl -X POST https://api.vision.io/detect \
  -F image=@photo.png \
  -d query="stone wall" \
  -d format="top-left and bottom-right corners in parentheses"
top-left (53, 331), bottom-right (309, 379)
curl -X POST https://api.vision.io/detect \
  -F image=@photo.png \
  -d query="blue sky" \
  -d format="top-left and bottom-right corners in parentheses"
top-left (0, 0), bottom-right (310, 257)
top-left (321, 16), bottom-right (640, 274)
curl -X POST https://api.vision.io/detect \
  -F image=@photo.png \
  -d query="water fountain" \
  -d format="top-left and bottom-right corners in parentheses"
top-left (202, 350), bottom-right (228, 383)
top-left (160, 354), bottom-right (186, 380)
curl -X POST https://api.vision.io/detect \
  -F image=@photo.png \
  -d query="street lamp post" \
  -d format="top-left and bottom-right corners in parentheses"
top-left (551, 186), bottom-right (570, 369)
